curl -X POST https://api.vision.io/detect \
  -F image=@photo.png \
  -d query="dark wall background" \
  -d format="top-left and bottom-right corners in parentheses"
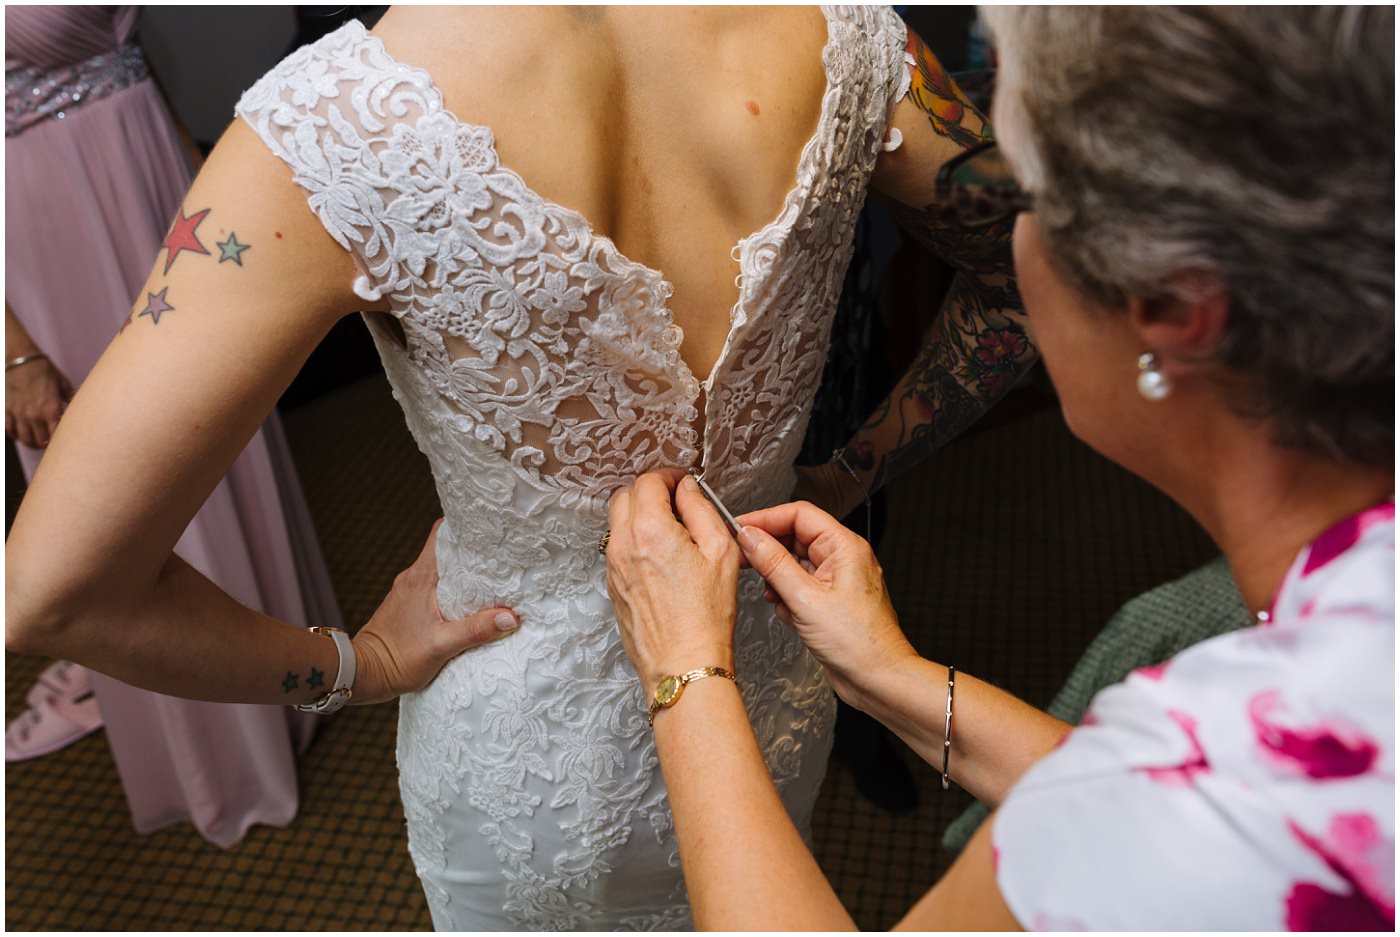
top-left (140, 6), bottom-right (297, 146)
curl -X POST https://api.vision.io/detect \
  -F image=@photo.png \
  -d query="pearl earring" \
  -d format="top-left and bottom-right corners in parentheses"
top-left (1137, 352), bottom-right (1171, 401)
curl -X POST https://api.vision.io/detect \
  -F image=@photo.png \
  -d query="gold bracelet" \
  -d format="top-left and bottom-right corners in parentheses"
top-left (647, 666), bottom-right (736, 726)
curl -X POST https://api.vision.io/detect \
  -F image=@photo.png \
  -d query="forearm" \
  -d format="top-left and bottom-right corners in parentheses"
top-left (7, 550), bottom-right (341, 707)
top-left (850, 654), bottom-right (1070, 809)
top-left (653, 677), bottom-right (856, 931)
top-left (854, 27), bottom-right (1035, 499)
top-left (6, 303), bottom-right (42, 358)
top-left (842, 264), bottom-right (1033, 498)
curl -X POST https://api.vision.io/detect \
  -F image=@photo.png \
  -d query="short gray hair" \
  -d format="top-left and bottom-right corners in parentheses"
top-left (983, 6), bottom-right (1394, 465)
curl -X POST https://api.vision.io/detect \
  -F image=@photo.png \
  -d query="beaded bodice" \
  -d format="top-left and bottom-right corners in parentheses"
top-left (5, 6), bottom-right (147, 137)
top-left (5, 43), bottom-right (147, 136)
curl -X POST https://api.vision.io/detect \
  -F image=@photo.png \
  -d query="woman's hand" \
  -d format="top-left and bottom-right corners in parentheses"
top-left (735, 501), bottom-right (918, 709)
top-left (351, 520), bottom-right (520, 705)
top-left (5, 356), bottom-right (73, 449)
top-left (605, 470), bottom-right (741, 691)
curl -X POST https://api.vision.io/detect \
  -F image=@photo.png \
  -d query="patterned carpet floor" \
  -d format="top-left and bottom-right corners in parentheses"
top-left (5, 371), bottom-right (1216, 930)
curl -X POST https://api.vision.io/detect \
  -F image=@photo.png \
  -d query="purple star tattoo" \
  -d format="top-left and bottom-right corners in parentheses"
top-left (138, 286), bottom-right (175, 324)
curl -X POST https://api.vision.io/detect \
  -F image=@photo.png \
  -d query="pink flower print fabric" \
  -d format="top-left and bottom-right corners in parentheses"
top-left (991, 502), bottom-right (1394, 930)
top-left (1132, 709), bottom-right (1209, 787)
top-left (1302, 502), bottom-right (1394, 577)
top-left (1286, 814), bottom-right (1394, 930)
top-left (1248, 690), bottom-right (1380, 780)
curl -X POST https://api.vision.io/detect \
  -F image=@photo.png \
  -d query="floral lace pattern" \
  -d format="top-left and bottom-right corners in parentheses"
top-left (238, 7), bottom-right (909, 929)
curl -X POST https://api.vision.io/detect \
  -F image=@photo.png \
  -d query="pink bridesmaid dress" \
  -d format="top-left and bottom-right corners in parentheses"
top-left (5, 5), bottom-right (342, 848)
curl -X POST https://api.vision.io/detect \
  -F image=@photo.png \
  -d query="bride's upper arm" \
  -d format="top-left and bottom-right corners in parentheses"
top-left (7, 118), bottom-right (365, 625)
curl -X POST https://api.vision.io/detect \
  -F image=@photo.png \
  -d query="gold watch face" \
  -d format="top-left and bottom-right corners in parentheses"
top-left (655, 674), bottom-right (682, 707)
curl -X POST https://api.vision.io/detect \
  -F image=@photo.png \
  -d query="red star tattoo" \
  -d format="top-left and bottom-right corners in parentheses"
top-left (138, 287), bottom-right (175, 324)
top-left (161, 207), bottom-right (211, 274)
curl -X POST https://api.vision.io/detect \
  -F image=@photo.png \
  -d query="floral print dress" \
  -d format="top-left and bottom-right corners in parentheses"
top-left (993, 501), bottom-right (1394, 931)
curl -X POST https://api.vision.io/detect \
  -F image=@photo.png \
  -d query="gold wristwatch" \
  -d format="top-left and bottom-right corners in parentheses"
top-left (648, 667), bottom-right (736, 726)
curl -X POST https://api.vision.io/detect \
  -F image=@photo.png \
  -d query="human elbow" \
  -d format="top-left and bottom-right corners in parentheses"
top-left (5, 558), bottom-right (85, 656)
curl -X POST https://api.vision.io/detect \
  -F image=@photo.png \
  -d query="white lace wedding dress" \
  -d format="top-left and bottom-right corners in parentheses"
top-left (238, 7), bottom-right (910, 929)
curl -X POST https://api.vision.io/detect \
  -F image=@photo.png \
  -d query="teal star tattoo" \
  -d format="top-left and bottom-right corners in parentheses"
top-left (307, 667), bottom-right (325, 690)
top-left (217, 233), bottom-right (251, 266)
top-left (282, 671), bottom-right (299, 694)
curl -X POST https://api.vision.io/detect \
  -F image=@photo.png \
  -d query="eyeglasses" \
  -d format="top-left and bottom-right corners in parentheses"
top-left (933, 140), bottom-right (1034, 228)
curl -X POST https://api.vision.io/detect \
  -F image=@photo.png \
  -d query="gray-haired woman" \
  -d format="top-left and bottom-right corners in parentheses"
top-left (603, 6), bottom-right (1393, 929)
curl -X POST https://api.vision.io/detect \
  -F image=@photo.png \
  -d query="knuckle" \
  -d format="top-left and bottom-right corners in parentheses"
top-left (631, 517), bottom-right (667, 547)
top-left (752, 549), bottom-right (784, 579)
top-left (710, 539), bottom-right (740, 568)
top-left (603, 534), bottom-right (627, 564)
top-left (464, 620), bottom-right (494, 649)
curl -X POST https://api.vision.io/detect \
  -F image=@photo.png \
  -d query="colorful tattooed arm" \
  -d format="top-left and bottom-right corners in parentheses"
top-left (800, 29), bottom-right (1036, 517)
top-left (7, 120), bottom-right (516, 707)
top-left (840, 214), bottom-right (1029, 498)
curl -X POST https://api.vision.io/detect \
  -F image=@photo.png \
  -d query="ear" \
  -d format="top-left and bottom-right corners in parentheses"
top-left (1126, 272), bottom-right (1230, 370)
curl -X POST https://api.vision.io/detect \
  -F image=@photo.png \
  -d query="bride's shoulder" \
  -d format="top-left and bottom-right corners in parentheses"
top-left (368, 6), bottom-right (571, 94)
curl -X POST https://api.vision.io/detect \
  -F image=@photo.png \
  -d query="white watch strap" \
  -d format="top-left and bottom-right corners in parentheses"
top-left (295, 627), bottom-right (357, 714)
top-left (324, 627), bottom-right (356, 695)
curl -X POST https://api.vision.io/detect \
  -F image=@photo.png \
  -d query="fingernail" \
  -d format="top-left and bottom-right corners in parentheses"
top-left (494, 612), bottom-right (519, 632)
top-left (681, 475), bottom-right (699, 492)
top-left (738, 526), bottom-right (757, 552)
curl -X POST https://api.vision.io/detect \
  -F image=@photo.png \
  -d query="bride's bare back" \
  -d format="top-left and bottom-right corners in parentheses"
top-left (374, 5), bottom-right (830, 380)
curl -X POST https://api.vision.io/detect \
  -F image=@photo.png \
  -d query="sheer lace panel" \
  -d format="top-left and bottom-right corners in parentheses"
top-left (238, 26), bottom-right (702, 497)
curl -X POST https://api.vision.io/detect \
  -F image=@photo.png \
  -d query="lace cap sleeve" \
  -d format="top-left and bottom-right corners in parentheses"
top-left (235, 21), bottom-right (422, 304)
top-left (885, 9), bottom-right (914, 110)
top-left (834, 5), bottom-right (911, 153)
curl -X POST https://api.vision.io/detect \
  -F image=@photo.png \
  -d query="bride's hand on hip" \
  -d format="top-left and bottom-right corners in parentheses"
top-left (351, 519), bottom-right (520, 704)
top-left (735, 501), bottom-right (918, 710)
top-left (606, 470), bottom-right (740, 690)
